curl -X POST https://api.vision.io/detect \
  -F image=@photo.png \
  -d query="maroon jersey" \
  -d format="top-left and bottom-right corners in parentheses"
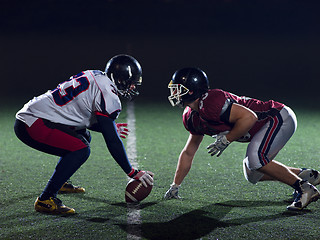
top-left (183, 89), bottom-right (284, 142)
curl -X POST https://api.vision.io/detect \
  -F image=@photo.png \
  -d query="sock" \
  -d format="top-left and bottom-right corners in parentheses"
top-left (292, 179), bottom-right (307, 193)
top-left (40, 147), bottom-right (90, 200)
top-left (298, 168), bottom-right (307, 175)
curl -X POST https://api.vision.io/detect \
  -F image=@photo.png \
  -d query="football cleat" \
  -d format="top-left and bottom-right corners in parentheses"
top-left (34, 197), bottom-right (76, 215)
top-left (298, 169), bottom-right (320, 185)
top-left (58, 181), bottom-right (85, 193)
top-left (293, 169), bottom-right (320, 198)
top-left (287, 181), bottom-right (320, 211)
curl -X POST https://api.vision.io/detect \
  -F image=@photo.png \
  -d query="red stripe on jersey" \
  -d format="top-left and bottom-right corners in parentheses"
top-left (95, 111), bottom-right (110, 117)
top-left (95, 110), bottom-right (121, 120)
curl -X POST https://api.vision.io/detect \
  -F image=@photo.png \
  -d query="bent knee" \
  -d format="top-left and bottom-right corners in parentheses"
top-left (245, 173), bottom-right (261, 184)
top-left (81, 146), bottom-right (91, 159)
top-left (243, 158), bottom-right (264, 184)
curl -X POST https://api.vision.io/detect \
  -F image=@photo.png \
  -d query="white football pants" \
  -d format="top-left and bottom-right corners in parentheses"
top-left (243, 106), bottom-right (297, 184)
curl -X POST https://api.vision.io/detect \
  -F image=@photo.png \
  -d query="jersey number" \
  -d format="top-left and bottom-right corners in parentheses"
top-left (52, 72), bottom-right (90, 106)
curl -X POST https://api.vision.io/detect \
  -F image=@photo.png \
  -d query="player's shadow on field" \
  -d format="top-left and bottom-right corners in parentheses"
top-left (117, 200), bottom-right (306, 240)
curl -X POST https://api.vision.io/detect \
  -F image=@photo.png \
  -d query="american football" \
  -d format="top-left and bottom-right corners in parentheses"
top-left (125, 179), bottom-right (153, 203)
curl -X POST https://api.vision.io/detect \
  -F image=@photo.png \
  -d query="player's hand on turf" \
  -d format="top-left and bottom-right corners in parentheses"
top-left (129, 169), bottom-right (154, 187)
top-left (164, 183), bottom-right (181, 199)
top-left (116, 123), bottom-right (129, 139)
top-left (207, 132), bottom-right (230, 157)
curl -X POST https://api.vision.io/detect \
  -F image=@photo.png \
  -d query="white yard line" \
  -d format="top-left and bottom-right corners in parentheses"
top-left (126, 101), bottom-right (141, 240)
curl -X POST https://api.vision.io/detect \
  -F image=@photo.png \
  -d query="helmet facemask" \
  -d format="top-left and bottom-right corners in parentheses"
top-left (110, 72), bottom-right (142, 101)
top-left (118, 84), bottom-right (140, 100)
top-left (168, 81), bottom-right (190, 107)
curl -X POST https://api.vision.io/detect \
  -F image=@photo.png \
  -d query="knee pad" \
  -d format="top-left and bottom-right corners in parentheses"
top-left (243, 157), bottom-right (264, 184)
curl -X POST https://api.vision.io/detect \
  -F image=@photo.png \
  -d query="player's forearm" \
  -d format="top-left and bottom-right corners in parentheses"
top-left (227, 115), bottom-right (257, 142)
top-left (173, 134), bottom-right (202, 185)
top-left (96, 114), bottom-right (132, 174)
top-left (227, 104), bottom-right (257, 142)
top-left (173, 150), bottom-right (193, 185)
top-left (105, 137), bottom-right (132, 174)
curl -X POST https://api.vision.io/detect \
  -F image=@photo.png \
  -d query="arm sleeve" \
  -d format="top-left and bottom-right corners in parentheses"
top-left (96, 113), bottom-right (132, 174)
top-left (219, 99), bottom-right (233, 124)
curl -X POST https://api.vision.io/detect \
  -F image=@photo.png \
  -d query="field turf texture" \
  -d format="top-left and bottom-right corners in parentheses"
top-left (1, 101), bottom-right (320, 240)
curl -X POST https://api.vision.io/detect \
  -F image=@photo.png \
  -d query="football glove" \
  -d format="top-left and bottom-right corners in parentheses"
top-left (164, 183), bottom-right (181, 199)
top-left (116, 123), bottom-right (129, 139)
top-left (128, 169), bottom-right (154, 187)
top-left (207, 132), bottom-right (230, 157)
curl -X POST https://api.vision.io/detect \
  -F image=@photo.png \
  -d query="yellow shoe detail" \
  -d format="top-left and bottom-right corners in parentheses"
top-left (34, 197), bottom-right (75, 215)
top-left (58, 182), bottom-right (85, 193)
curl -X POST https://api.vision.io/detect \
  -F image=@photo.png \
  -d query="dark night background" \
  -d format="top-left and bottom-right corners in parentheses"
top-left (1, 0), bottom-right (320, 106)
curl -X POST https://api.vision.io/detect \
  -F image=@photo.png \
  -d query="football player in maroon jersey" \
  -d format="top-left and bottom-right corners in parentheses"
top-left (164, 67), bottom-right (320, 211)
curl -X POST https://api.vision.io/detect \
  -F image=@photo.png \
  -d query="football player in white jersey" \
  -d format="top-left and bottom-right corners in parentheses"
top-left (14, 54), bottom-right (154, 215)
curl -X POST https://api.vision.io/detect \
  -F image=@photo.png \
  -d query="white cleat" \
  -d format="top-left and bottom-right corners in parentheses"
top-left (287, 181), bottom-right (320, 211)
top-left (298, 169), bottom-right (320, 186)
top-left (293, 169), bottom-right (320, 198)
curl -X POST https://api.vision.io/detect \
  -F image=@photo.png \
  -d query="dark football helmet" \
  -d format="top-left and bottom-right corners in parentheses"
top-left (168, 67), bottom-right (209, 107)
top-left (105, 54), bottom-right (142, 100)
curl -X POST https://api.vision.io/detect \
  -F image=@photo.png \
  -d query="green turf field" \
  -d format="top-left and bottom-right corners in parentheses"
top-left (1, 101), bottom-right (320, 240)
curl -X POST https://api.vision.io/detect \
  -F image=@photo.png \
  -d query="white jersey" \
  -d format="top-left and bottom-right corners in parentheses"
top-left (16, 70), bottom-right (121, 128)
